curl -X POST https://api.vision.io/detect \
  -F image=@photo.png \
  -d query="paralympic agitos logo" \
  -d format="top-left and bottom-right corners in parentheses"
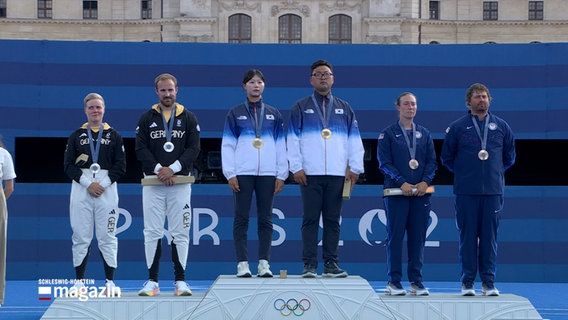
top-left (358, 209), bottom-right (440, 247)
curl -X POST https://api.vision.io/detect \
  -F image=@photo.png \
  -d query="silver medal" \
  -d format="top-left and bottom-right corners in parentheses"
top-left (90, 163), bottom-right (101, 174)
top-left (409, 159), bottom-right (419, 169)
top-left (164, 142), bottom-right (175, 152)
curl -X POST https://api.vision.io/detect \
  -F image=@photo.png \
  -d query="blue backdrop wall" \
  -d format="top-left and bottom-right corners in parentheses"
top-left (0, 39), bottom-right (567, 283)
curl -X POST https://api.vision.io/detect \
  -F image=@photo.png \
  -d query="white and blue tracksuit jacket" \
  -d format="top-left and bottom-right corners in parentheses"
top-left (287, 92), bottom-right (364, 176)
top-left (221, 101), bottom-right (288, 181)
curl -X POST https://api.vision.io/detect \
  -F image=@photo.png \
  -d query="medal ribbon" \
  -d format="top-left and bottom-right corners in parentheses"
top-left (311, 94), bottom-right (333, 129)
top-left (471, 114), bottom-right (489, 152)
top-left (87, 125), bottom-right (104, 166)
top-left (398, 121), bottom-right (417, 161)
top-left (161, 107), bottom-right (175, 144)
top-left (246, 100), bottom-right (265, 139)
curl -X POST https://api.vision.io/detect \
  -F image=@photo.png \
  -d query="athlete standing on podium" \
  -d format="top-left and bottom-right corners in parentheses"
top-left (135, 73), bottom-right (201, 297)
top-left (287, 59), bottom-right (365, 278)
top-left (221, 69), bottom-right (288, 278)
top-left (377, 92), bottom-right (437, 296)
top-left (64, 93), bottom-right (126, 294)
top-left (441, 83), bottom-right (515, 296)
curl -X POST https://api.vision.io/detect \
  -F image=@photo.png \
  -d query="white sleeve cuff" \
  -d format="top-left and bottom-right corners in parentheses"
top-left (99, 176), bottom-right (112, 188)
top-left (153, 163), bottom-right (162, 174)
top-left (169, 160), bottom-right (182, 174)
top-left (79, 175), bottom-right (92, 188)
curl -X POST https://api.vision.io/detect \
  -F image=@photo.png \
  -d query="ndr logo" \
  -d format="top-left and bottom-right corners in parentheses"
top-left (115, 207), bottom-right (440, 247)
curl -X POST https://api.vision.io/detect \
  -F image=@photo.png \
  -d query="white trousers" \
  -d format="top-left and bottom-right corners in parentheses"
top-left (69, 170), bottom-right (119, 268)
top-left (142, 183), bottom-right (192, 270)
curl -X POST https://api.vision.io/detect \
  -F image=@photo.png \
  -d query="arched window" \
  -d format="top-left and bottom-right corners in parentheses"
top-left (279, 14), bottom-right (302, 44)
top-left (329, 14), bottom-right (352, 44)
top-left (228, 14), bottom-right (252, 43)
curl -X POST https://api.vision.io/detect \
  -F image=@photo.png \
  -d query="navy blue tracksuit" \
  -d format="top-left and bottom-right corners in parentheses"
top-left (441, 111), bottom-right (515, 285)
top-left (377, 122), bottom-right (437, 283)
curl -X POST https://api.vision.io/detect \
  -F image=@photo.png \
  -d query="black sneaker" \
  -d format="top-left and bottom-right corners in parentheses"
top-left (322, 261), bottom-right (348, 278)
top-left (302, 264), bottom-right (317, 278)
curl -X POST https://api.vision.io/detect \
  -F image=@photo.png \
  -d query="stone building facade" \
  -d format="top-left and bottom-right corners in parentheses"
top-left (1, 0), bottom-right (567, 44)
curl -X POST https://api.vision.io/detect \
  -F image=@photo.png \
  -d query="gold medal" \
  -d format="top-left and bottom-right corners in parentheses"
top-left (478, 149), bottom-right (489, 160)
top-left (253, 138), bottom-right (264, 149)
top-left (321, 128), bottom-right (332, 139)
top-left (409, 159), bottom-right (419, 170)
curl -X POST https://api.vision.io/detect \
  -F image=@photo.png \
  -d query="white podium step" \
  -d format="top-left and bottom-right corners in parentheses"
top-left (41, 275), bottom-right (543, 320)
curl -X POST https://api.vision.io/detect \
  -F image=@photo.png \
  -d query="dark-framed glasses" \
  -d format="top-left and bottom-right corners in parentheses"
top-left (311, 72), bottom-right (333, 79)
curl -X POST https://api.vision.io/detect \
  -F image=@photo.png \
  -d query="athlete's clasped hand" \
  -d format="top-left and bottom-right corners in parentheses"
top-left (87, 182), bottom-right (105, 197)
top-left (400, 181), bottom-right (429, 196)
top-left (157, 166), bottom-right (175, 186)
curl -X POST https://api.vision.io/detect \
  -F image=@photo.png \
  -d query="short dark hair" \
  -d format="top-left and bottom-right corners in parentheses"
top-left (311, 59), bottom-right (333, 73)
top-left (466, 83), bottom-right (491, 105)
top-left (242, 69), bottom-right (265, 84)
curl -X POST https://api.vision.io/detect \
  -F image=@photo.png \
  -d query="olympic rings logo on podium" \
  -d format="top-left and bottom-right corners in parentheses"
top-left (273, 298), bottom-right (311, 316)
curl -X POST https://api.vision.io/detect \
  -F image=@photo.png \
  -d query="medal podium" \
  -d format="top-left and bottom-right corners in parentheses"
top-left (41, 275), bottom-right (542, 320)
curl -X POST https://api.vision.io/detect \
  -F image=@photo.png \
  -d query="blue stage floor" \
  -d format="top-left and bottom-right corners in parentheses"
top-left (1, 280), bottom-right (567, 320)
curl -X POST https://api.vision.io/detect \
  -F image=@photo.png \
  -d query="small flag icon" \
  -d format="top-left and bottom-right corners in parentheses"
top-left (38, 286), bottom-right (52, 301)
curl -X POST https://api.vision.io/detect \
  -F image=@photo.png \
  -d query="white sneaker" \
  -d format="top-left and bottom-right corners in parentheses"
top-left (482, 283), bottom-right (500, 296)
top-left (138, 280), bottom-right (160, 296)
top-left (409, 282), bottom-right (430, 296)
top-left (385, 282), bottom-right (407, 296)
top-left (257, 259), bottom-right (273, 278)
top-left (461, 282), bottom-right (475, 296)
top-left (174, 281), bottom-right (193, 296)
top-left (104, 280), bottom-right (120, 297)
top-left (237, 261), bottom-right (252, 277)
